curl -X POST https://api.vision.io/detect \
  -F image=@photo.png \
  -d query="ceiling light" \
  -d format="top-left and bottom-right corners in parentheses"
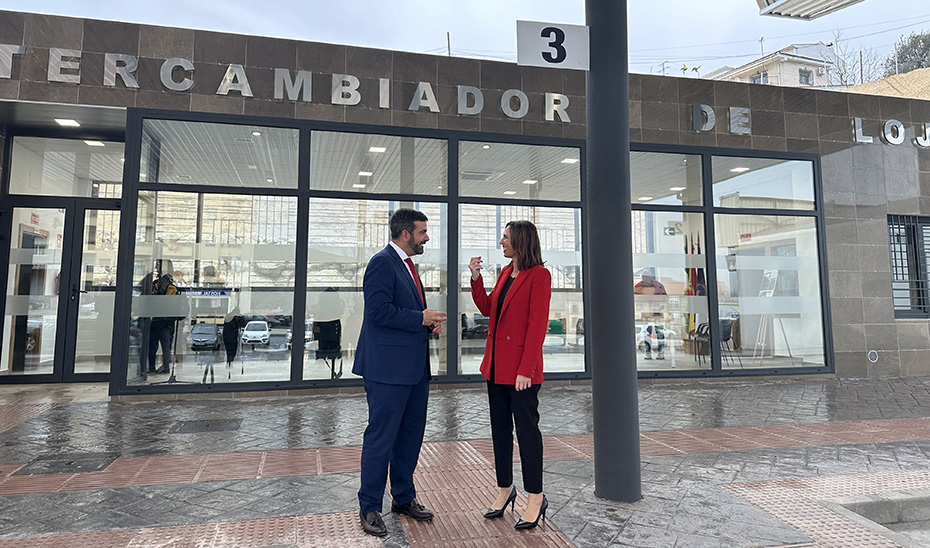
top-left (522, 179), bottom-right (538, 185)
top-left (482, 144), bottom-right (490, 150)
top-left (637, 196), bottom-right (653, 201)
top-left (730, 167), bottom-right (750, 173)
top-left (504, 191), bottom-right (517, 195)
top-left (83, 141), bottom-right (105, 147)
top-left (669, 186), bottom-right (686, 191)
top-left (561, 158), bottom-right (579, 164)
top-left (369, 146), bottom-right (387, 153)
top-left (353, 183), bottom-right (367, 188)
top-left (55, 119), bottom-right (80, 127)
top-left (251, 131), bottom-right (262, 136)
top-left (265, 178), bottom-right (274, 183)
top-left (358, 171), bottom-right (373, 177)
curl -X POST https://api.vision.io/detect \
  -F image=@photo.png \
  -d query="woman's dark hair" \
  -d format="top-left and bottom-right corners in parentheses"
top-left (506, 220), bottom-right (544, 270)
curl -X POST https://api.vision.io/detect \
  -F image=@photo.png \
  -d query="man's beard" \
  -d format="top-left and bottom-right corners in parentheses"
top-left (407, 235), bottom-right (424, 255)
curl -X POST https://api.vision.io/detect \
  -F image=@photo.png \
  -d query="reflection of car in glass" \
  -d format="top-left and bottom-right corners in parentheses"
top-left (241, 321), bottom-right (270, 347)
top-left (461, 313), bottom-right (489, 339)
top-left (286, 318), bottom-right (314, 349)
top-left (26, 318), bottom-right (41, 352)
top-left (636, 323), bottom-right (677, 352)
top-left (187, 323), bottom-right (221, 351)
top-left (241, 313), bottom-right (285, 328)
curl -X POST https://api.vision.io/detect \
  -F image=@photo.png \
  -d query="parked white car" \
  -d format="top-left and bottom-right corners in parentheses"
top-left (241, 320), bottom-right (270, 347)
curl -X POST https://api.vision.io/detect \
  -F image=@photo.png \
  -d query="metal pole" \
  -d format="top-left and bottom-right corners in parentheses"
top-left (585, 0), bottom-right (641, 502)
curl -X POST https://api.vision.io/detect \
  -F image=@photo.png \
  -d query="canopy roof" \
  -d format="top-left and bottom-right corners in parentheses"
top-left (755, 0), bottom-right (866, 20)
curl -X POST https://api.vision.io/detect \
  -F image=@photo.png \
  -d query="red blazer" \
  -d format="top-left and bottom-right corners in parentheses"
top-left (471, 264), bottom-right (551, 385)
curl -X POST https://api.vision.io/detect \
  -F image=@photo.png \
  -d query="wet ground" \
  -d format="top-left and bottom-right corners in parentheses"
top-left (1, 376), bottom-right (930, 546)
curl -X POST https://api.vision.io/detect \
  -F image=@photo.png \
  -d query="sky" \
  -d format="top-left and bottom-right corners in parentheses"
top-left (3, 0), bottom-right (930, 77)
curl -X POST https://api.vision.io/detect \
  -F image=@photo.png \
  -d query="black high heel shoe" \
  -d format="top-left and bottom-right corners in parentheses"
top-left (514, 494), bottom-right (548, 530)
top-left (483, 487), bottom-right (517, 519)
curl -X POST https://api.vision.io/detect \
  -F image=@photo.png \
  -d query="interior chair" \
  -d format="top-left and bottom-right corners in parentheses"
top-left (693, 322), bottom-right (710, 365)
top-left (313, 319), bottom-right (343, 379)
top-left (719, 317), bottom-right (743, 368)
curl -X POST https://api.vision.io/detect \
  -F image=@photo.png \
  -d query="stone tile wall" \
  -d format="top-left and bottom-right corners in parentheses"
top-left (1, 10), bottom-right (585, 139)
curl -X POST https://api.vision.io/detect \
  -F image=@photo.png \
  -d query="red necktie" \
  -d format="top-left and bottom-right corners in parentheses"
top-left (404, 258), bottom-right (425, 307)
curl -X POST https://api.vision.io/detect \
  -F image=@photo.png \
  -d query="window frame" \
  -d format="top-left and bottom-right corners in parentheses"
top-left (889, 214), bottom-right (930, 318)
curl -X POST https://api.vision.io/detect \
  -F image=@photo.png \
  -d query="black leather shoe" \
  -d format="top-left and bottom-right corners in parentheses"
top-left (154, 367), bottom-right (170, 374)
top-left (392, 498), bottom-right (434, 521)
top-left (359, 510), bottom-right (387, 537)
top-left (484, 487), bottom-right (517, 519)
top-left (515, 495), bottom-right (548, 530)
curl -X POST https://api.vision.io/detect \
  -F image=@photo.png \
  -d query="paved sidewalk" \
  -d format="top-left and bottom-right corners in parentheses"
top-left (0, 377), bottom-right (930, 547)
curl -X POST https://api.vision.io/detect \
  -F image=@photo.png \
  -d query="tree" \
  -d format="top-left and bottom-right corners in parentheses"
top-left (883, 31), bottom-right (930, 77)
top-left (828, 30), bottom-right (882, 87)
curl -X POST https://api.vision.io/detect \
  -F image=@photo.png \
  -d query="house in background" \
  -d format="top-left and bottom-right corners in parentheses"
top-left (706, 42), bottom-right (838, 88)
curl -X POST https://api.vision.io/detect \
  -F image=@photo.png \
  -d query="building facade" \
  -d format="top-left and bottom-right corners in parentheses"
top-left (0, 10), bottom-right (925, 396)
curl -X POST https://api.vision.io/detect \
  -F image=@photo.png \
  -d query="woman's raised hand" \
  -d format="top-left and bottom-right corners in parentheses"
top-left (469, 256), bottom-right (483, 281)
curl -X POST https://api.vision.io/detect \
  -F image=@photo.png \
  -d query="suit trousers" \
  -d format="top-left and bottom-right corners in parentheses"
top-left (358, 372), bottom-right (429, 514)
top-left (487, 381), bottom-right (543, 494)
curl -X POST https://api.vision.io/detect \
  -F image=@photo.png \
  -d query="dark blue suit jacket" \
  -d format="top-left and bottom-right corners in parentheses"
top-left (353, 245), bottom-right (430, 385)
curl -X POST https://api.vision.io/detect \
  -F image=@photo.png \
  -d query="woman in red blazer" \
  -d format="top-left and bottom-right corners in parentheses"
top-left (469, 220), bottom-right (551, 530)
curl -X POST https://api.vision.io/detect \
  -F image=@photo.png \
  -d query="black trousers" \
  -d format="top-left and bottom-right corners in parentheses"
top-left (487, 380), bottom-right (543, 494)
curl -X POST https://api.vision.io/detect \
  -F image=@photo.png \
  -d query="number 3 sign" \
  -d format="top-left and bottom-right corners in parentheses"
top-left (517, 20), bottom-right (590, 71)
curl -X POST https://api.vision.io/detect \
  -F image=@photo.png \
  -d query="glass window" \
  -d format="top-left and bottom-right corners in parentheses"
top-left (631, 151), bottom-right (702, 206)
top-left (74, 209), bottom-right (120, 374)
top-left (799, 68), bottom-right (813, 85)
top-left (712, 156), bottom-right (815, 210)
top-left (2, 208), bottom-right (66, 375)
top-left (310, 131), bottom-right (447, 195)
top-left (888, 214), bottom-right (930, 317)
top-left (714, 214), bottom-right (825, 369)
top-left (141, 119), bottom-right (299, 188)
top-left (128, 190), bottom-right (298, 385)
top-left (459, 204), bottom-right (584, 376)
top-left (9, 137), bottom-right (124, 197)
top-left (632, 210), bottom-right (709, 371)
top-left (304, 199), bottom-right (447, 380)
top-left (750, 72), bottom-right (768, 84)
top-left (459, 141), bottom-right (581, 202)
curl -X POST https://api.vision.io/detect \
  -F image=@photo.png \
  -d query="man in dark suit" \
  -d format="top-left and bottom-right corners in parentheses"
top-left (355, 208), bottom-right (447, 537)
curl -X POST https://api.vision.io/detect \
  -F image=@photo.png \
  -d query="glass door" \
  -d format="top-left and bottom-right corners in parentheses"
top-left (68, 207), bottom-right (121, 378)
top-left (1, 203), bottom-right (120, 381)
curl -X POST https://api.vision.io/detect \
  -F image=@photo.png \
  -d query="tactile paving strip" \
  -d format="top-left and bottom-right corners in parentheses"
top-left (0, 403), bottom-right (55, 434)
top-left (404, 467), bottom-right (574, 548)
top-left (0, 512), bottom-right (381, 548)
top-left (725, 470), bottom-right (930, 548)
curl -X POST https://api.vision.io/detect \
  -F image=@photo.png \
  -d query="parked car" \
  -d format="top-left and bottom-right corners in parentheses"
top-left (187, 322), bottom-right (221, 351)
top-left (286, 318), bottom-right (314, 349)
top-left (241, 320), bottom-right (271, 347)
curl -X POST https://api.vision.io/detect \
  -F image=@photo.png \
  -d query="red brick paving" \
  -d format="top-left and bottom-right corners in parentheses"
top-left (3, 417), bottom-right (930, 496)
top-left (0, 404), bottom-right (54, 433)
top-left (0, 513), bottom-right (380, 548)
top-left (3, 415), bottom-right (930, 546)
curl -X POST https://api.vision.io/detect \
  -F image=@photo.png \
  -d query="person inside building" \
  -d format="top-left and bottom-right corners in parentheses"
top-left (149, 259), bottom-right (180, 374)
top-left (469, 220), bottom-right (551, 531)
top-left (633, 268), bottom-right (668, 360)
